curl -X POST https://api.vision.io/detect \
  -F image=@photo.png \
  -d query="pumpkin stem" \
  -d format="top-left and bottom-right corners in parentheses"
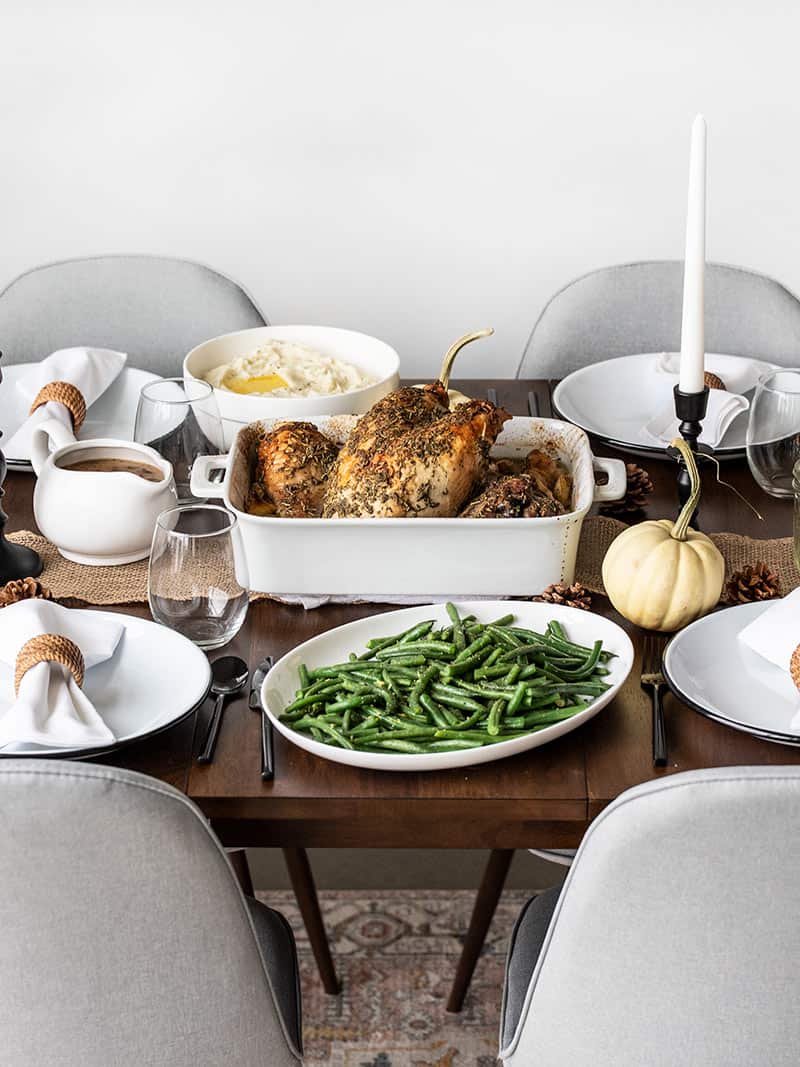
top-left (439, 328), bottom-right (494, 390)
top-left (670, 437), bottom-right (701, 542)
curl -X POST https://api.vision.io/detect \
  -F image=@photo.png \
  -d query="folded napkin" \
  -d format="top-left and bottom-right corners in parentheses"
top-left (0, 600), bottom-right (123, 748)
top-left (641, 352), bottom-right (764, 449)
top-left (272, 593), bottom-right (509, 610)
top-left (739, 588), bottom-right (800, 727)
top-left (4, 347), bottom-right (127, 461)
top-left (656, 352), bottom-right (769, 396)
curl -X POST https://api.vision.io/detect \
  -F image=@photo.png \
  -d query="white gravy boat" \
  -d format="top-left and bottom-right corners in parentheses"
top-left (31, 418), bottom-right (178, 565)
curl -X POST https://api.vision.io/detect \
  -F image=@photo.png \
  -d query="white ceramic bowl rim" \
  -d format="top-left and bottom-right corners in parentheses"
top-left (184, 324), bottom-right (400, 403)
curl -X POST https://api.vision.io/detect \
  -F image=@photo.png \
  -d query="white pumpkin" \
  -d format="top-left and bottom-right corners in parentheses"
top-left (601, 438), bottom-right (725, 632)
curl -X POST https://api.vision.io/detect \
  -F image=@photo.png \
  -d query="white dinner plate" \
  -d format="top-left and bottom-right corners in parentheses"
top-left (664, 602), bottom-right (800, 746)
top-left (263, 600), bottom-right (634, 772)
top-left (552, 352), bottom-right (775, 459)
top-left (0, 610), bottom-right (212, 757)
top-left (1, 365), bottom-right (162, 469)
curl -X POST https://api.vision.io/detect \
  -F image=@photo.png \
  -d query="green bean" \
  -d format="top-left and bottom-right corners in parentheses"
top-left (283, 685), bottom-right (340, 713)
top-left (360, 620), bottom-right (434, 659)
top-left (427, 738), bottom-right (486, 751)
top-left (488, 613), bottom-right (515, 627)
top-left (419, 692), bottom-right (455, 728)
top-left (446, 602), bottom-right (466, 652)
top-left (543, 641), bottom-right (603, 681)
top-left (371, 739), bottom-right (429, 754)
top-left (297, 663), bottom-right (311, 688)
top-left (473, 663), bottom-right (510, 680)
top-left (311, 661), bottom-right (388, 678)
top-left (441, 652), bottom-right (490, 680)
top-left (484, 646), bottom-right (503, 667)
top-left (350, 714), bottom-right (380, 734)
top-left (487, 697), bottom-right (505, 736)
top-left (486, 624), bottom-right (521, 650)
top-left (398, 620), bottom-right (435, 644)
top-left (325, 695), bottom-right (367, 713)
top-left (377, 642), bottom-right (455, 660)
top-left (409, 664), bottom-right (438, 715)
top-left (453, 632), bottom-right (493, 663)
top-left (506, 681), bottom-right (527, 715)
top-left (503, 663), bottom-right (522, 686)
top-left (429, 684), bottom-right (485, 714)
top-left (382, 669), bottom-right (403, 699)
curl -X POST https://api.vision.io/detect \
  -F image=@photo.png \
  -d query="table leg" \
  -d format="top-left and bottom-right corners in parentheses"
top-left (446, 848), bottom-right (515, 1013)
top-left (282, 846), bottom-right (341, 995)
top-left (228, 848), bottom-right (255, 895)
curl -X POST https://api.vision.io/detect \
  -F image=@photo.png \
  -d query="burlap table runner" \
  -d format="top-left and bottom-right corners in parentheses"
top-left (575, 516), bottom-right (797, 595)
top-left (8, 521), bottom-right (797, 605)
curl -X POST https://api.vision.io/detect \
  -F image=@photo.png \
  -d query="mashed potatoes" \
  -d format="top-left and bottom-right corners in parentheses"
top-left (204, 340), bottom-right (374, 397)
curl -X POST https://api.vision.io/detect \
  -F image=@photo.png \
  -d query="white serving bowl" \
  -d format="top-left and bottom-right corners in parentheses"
top-left (184, 325), bottom-right (400, 450)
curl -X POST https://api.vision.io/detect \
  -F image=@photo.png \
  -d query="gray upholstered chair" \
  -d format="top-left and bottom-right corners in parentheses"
top-left (500, 766), bottom-right (800, 1066)
top-left (447, 261), bottom-right (800, 1015)
top-left (0, 760), bottom-right (302, 1066)
top-left (518, 260), bottom-right (800, 378)
top-left (0, 255), bottom-right (266, 375)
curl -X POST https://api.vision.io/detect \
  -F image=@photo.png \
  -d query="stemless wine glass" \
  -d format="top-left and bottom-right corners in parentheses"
top-left (134, 378), bottom-right (222, 499)
top-left (746, 369), bottom-right (800, 498)
top-left (148, 504), bottom-right (249, 650)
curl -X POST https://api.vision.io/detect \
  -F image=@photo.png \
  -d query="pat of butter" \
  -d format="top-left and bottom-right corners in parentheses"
top-left (226, 374), bottom-right (289, 396)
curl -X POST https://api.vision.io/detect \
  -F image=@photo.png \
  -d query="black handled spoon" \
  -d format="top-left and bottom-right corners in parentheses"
top-left (197, 656), bottom-right (249, 764)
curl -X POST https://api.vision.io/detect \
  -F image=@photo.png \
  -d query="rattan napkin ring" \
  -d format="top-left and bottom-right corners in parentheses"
top-left (791, 644), bottom-right (800, 693)
top-left (29, 382), bottom-right (87, 433)
top-left (14, 634), bottom-right (85, 695)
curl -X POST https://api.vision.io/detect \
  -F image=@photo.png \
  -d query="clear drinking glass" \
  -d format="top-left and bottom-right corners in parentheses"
top-left (148, 504), bottom-right (249, 650)
top-left (134, 378), bottom-right (222, 499)
top-left (746, 369), bottom-right (800, 498)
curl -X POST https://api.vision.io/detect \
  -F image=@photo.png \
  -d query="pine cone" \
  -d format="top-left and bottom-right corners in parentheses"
top-left (0, 577), bottom-right (52, 608)
top-left (600, 463), bottom-right (654, 515)
top-left (704, 371), bottom-right (726, 391)
top-left (535, 582), bottom-right (592, 611)
top-left (725, 563), bottom-right (781, 604)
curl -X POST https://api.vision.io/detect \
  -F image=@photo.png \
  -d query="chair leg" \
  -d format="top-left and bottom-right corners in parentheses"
top-left (446, 848), bottom-right (515, 1014)
top-left (282, 846), bottom-right (341, 995)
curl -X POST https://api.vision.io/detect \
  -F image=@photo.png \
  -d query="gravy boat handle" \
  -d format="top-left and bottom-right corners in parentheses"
top-left (30, 417), bottom-right (78, 476)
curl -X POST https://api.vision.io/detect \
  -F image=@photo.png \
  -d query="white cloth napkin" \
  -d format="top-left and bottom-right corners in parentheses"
top-left (271, 593), bottom-right (509, 610)
top-left (641, 352), bottom-right (764, 449)
top-left (656, 352), bottom-right (769, 395)
top-left (0, 600), bottom-right (123, 748)
top-left (4, 347), bottom-right (127, 461)
top-left (739, 588), bottom-right (800, 727)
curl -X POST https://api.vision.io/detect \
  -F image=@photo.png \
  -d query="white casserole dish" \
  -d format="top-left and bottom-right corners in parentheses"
top-left (190, 415), bottom-right (626, 597)
top-left (184, 325), bottom-right (400, 449)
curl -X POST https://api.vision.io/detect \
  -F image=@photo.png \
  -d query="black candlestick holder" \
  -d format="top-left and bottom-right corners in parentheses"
top-left (672, 383), bottom-right (710, 527)
top-left (0, 354), bottom-right (42, 583)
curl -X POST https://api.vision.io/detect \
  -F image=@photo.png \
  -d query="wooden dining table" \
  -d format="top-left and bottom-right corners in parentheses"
top-left (6, 377), bottom-right (798, 1006)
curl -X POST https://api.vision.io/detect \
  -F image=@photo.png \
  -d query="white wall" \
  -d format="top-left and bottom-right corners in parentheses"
top-left (2, 0), bottom-right (799, 378)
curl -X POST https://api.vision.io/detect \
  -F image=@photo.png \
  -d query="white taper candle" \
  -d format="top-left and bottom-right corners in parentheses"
top-left (678, 114), bottom-right (707, 394)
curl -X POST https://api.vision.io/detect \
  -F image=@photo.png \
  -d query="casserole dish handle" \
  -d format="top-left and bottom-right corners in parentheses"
top-left (592, 457), bottom-right (627, 502)
top-left (190, 455), bottom-right (228, 498)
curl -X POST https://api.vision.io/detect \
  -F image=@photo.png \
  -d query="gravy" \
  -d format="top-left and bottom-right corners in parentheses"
top-left (61, 457), bottom-right (164, 482)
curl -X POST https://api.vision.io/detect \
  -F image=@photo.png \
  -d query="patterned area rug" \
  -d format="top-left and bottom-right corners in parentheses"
top-left (257, 889), bottom-right (532, 1067)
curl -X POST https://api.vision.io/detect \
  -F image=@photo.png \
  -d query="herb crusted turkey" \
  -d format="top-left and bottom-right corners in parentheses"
top-left (322, 383), bottom-right (510, 518)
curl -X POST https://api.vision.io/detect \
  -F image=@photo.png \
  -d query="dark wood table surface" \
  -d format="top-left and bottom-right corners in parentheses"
top-left (7, 379), bottom-right (797, 849)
